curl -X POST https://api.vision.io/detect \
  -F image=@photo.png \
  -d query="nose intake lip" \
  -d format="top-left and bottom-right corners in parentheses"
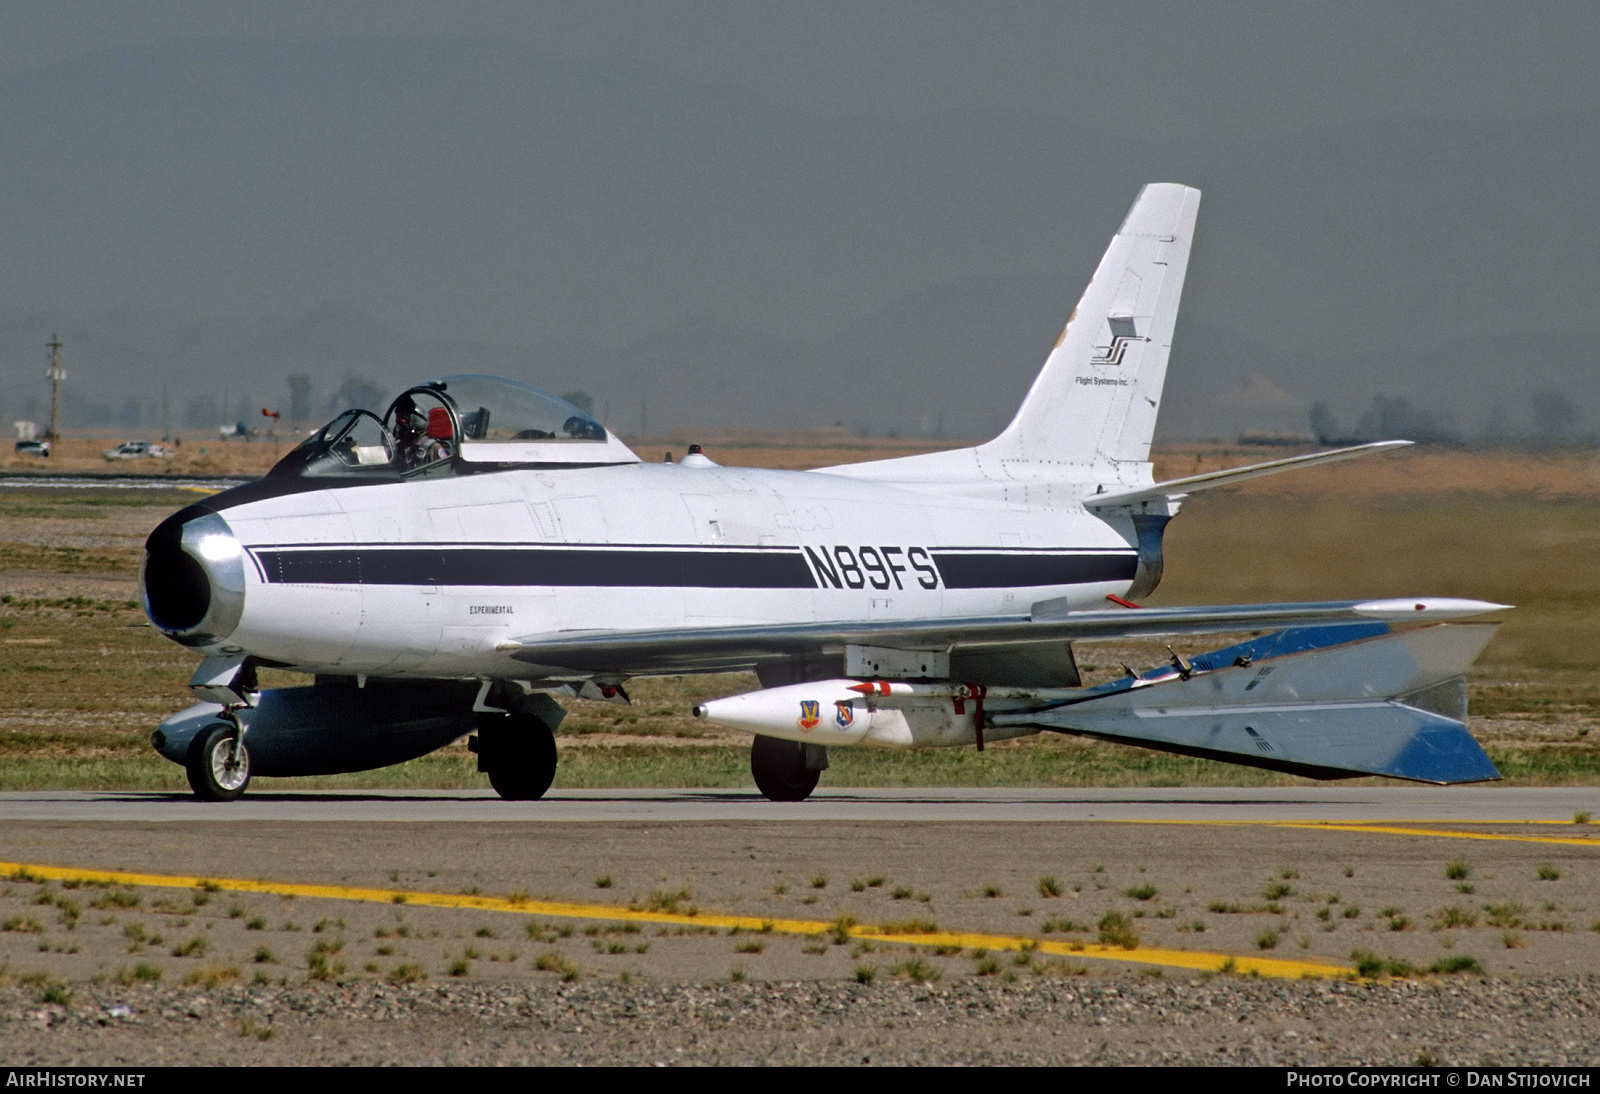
top-left (141, 506), bottom-right (246, 645)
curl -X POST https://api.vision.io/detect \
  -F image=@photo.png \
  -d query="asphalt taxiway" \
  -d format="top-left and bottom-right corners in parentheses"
top-left (1, 785), bottom-right (1595, 823)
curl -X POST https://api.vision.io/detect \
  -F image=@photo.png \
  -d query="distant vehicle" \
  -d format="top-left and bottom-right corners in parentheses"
top-left (14, 439), bottom-right (51, 457)
top-left (103, 440), bottom-right (172, 461)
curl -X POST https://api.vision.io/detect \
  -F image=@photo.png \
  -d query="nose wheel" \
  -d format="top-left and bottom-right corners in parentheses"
top-left (186, 717), bottom-right (252, 801)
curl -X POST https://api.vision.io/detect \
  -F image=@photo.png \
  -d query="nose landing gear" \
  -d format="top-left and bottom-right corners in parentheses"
top-left (183, 655), bottom-right (257, 802)
top-left (186, 711), bottom-right (251, 801)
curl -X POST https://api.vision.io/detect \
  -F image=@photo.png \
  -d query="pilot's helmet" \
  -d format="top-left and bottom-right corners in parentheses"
top-left (393, 396), bottom-right (425, 438)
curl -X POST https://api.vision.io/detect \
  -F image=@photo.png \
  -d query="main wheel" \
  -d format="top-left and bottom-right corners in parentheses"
top-left (480, 712), bottom-right (558, 801)
top-left (186, 723), bottom-right (251, 801)
top-left (750, 735), bottom-right (820, 802)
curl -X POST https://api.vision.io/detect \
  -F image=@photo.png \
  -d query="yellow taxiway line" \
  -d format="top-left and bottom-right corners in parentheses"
top-left (1116, 818), bottom-right (1600, 847)
top-left (1, 859), bottom-right (1347, 980)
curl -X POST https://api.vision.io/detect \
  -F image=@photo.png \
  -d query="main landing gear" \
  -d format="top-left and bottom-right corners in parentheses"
top-left (472, 710), bottom-right (559, 801)
top-left (186, 712), bottom-right (251, 801)
top-left (750, 735), bottom-right (828, 802)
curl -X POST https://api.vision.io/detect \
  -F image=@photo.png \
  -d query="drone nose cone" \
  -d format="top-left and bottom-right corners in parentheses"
top-left (141, 506), bottom-right (247, 646)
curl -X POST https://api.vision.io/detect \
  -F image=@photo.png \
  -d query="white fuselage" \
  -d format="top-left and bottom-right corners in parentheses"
top-left (214, 460), bottom-right (1137, 678)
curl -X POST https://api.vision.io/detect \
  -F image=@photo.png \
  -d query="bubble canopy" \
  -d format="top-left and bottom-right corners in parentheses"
top-left (273, 375), bottom-right (639, 480)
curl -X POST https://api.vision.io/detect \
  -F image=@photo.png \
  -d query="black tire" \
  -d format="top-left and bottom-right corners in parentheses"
top-left (481, 712), bottom-right (558, 801)
top-left (750, 735), bottom-right (820, 802)
top-left (186, 723), bottom-right (251, 801)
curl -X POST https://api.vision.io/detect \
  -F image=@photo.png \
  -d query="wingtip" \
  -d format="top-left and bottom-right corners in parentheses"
top-left (1353, 598), bottom-right (1512, 619)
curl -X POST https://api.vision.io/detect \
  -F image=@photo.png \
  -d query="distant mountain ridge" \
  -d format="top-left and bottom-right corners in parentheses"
top-left (1, 37), bottom-right (1593, 441)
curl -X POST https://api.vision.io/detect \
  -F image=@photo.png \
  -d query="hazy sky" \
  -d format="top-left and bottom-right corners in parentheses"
top-left (4, 1), bottom-right (1596, 138)
top-left (2, 2), bottom-right (1595, 439)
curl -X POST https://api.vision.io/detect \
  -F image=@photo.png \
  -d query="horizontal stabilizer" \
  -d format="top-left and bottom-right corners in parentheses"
top-left (1084, 441), bottom-right (1410, 511)
top-left (990, 623), bottom-right (1502, 784)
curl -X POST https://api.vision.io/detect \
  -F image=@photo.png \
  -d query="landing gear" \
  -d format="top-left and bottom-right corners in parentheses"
top-left (473, 711), bottom-right (558, 801)
top-left (750, 735), bottom-right (825, 802)
top-left (186, 719), bottom-right (251, 801)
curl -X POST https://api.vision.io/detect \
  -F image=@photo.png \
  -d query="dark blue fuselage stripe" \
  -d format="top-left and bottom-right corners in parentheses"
top-left (251, 547), bottom-right (1138, 590)
top-left (255, 548), bottom-right (816, 589)
top-left (931, 551), bottom-right (1136, 589)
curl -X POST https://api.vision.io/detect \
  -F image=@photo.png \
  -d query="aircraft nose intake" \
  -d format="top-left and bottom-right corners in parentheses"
top-left (141, 506), bottom-right (247, 646)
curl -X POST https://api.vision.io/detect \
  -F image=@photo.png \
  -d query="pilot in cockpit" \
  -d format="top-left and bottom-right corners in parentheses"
top-left (391, 395), bottom-right (427, 470)
top-left (393, 396), bottom-right (454, 471)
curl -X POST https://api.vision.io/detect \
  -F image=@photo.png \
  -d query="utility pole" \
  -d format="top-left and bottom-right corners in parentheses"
top-left (45, 334), bottom-right (64, 440)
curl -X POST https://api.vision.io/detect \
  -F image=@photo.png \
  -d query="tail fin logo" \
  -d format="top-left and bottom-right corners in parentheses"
top-left (1089, 316), bottom-right (1141, 367)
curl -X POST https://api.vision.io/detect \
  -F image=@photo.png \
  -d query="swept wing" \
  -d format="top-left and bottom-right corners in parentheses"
top-left (504, 597), bottom-right (1506, 677)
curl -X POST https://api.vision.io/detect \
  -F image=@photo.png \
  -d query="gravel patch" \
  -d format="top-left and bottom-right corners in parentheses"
top-left (3, 975), bottom-right (1596, 1066)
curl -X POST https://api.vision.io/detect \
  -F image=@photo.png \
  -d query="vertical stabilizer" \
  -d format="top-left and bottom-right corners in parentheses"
top-left (982, 184), bottom-right (1200, 470)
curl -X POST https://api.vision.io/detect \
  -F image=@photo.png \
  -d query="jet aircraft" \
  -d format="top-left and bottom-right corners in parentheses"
top-left (141, 184), bottom-right (1507, 802)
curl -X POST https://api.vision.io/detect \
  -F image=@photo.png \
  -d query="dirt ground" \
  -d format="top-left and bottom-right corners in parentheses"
top-left (5, 817), bottom-right (1598, 982)
top-left (1, 817), bottom-right (1597, 1065)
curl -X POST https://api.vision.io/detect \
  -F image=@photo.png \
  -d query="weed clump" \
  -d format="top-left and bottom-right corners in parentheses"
top-left (534, 951), bottom-right (580, 982)
top-left (1097, 911), bottom-right (1139, 950)
top-left (890, 957), bottom-right (941, 983)
top-left (185, 964), bottom-right (240, 988)
top-left (116, 962), bottom-right (162, 985)
top-left (877, 917), bottom-right (938, 935)
top-left (1353, 948), bottom-right (1484, 979)
top-left (306, 938), bottom-right (345, 981)
top-left (640, 887), bottom-right (696, 915)
top-left (1484, 902), bottom-right (1527, 928)
top-left (1431, 906), bottom-right (1478, 930)
top-left (1040, 917), bottom-right (1089, 934)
